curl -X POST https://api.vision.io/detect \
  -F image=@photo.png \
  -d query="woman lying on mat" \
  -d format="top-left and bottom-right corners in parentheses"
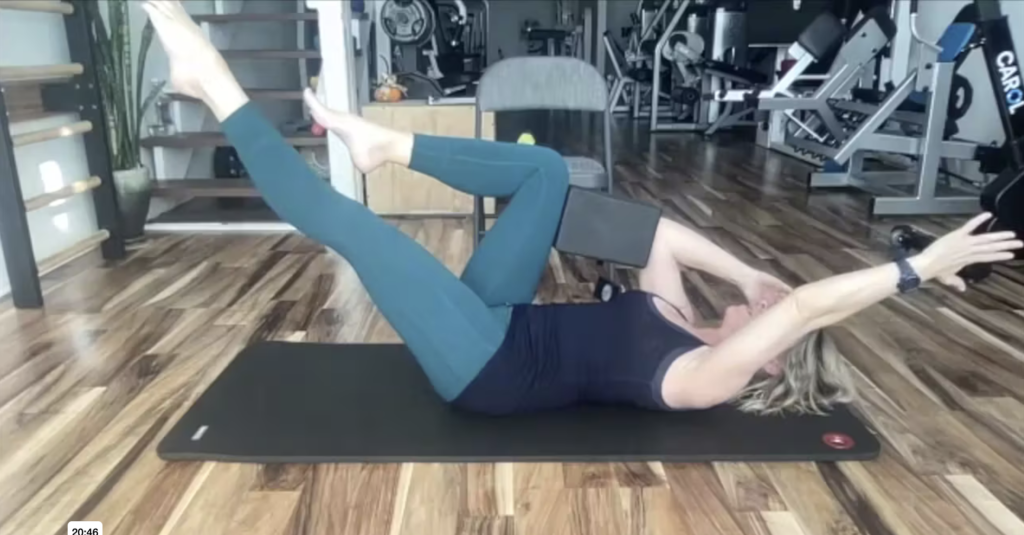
top-left (144, 0), bottom-right (1022, 416)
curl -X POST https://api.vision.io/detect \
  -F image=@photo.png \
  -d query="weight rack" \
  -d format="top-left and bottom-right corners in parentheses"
top-left (0, 0), bottom-right (125, 309)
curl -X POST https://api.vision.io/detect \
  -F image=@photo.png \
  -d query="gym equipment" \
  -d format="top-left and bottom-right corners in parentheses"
top-left (394, 71), bottom-right (447, 100)
top-left (804, 15), bottom-right (985, 216)
top-left (604, 31), bottom-right (672, 117)
top-left (594, 277), bottom-right (626, 302)
top-left (158, 343), bottom-right (881, 462)
top-left (604, 0), bottom-right (677, 118)
top-left (650, 0), bottom-right (706, 131)
top-left (626, 0), bottom-right (675, 65)
top-left (706, 10), bottom-right (847, 136)
top-left (554, 186), bottom-right (663, 269)
top-left (976, 0), bottom-right (1024, 241)
top-left (890, 225), bottom-right (993, 282)
top-left (380, 0), bottom-right (489, 99)
top-left (752, 7), bottom-right (897, 151)
top-left (380, 0), bottom-right (436, 46)
top-left (649, 0), bottom-right (765, 133)
top-left (890, 0), bottom-right (1024, 275)
top-left (662, 31), bottom-right (706, 86)
top-left (523, 22), bottom-right (582, 58)
top-left (552, 186), bottom-right (660, 304)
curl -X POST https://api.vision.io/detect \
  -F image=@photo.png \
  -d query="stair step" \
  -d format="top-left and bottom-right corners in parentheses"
top-left (8, 110), bottom-right (68, 123)
top-left (153, 178), bottom-right (258, 198)
top-left (0, 63), bottom-right (82, 84)
top-left (0, 1), bottom-right (74, 15)
top-left (221, 49), bottom-right (320, 60)
top-left (167, 89), bottom-right (304, 101)
top-left (194, 12), bottom-right (317, 23)
top-left (141, 132), bottom-right (325, 148)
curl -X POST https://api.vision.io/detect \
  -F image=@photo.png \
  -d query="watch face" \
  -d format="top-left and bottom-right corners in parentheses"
top-left (898, 274), bottom-right (921, 292)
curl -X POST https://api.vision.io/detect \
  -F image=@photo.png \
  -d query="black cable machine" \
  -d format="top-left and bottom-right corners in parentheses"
top-left (892, 0), bottom-right (1024, 281)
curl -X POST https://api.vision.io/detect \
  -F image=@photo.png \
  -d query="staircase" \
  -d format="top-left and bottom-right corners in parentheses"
top-left (0, 0), bottom-right (126, 308)
top-left (148, 0), bottom-right (327, 226)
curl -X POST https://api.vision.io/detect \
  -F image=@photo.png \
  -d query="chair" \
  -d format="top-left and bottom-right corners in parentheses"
top-left (473, 56), bottom-right (614, 244)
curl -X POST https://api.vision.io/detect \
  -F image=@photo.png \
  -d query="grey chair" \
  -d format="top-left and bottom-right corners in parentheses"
top-left (473, 56), bottom-right (614, 243)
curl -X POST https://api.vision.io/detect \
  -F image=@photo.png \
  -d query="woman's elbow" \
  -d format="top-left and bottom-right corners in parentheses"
top-left (788, 286), bottom-right (828, 330)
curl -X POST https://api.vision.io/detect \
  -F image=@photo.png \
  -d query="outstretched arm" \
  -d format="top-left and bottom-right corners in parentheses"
top-left (668, 213), bottom-right (1021, 408)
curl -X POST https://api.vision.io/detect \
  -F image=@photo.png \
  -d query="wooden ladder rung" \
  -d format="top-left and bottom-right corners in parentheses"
top-left (11, 120), bottom-right (92, 147)
top-left (0, 0), bottom-right (73, 14)
top-left (0, 63), bottom-right (83, 84)
top-left (24, 176), bottom-right (101, 212)
top-left (37, 229), bottom-right (109, 276)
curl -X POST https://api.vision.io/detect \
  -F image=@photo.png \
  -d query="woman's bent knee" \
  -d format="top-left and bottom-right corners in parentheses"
top-left (532, 146), bottom-right (570, 193)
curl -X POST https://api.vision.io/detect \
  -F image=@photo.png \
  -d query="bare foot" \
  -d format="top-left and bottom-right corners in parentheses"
top-left (303, 89), bottom-right (411, 174)
top-left (143, 0), bottom-right (231, 100)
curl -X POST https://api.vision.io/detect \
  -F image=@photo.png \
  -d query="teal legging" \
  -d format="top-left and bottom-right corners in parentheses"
top-left (221, 102), bottom-right (569, 400)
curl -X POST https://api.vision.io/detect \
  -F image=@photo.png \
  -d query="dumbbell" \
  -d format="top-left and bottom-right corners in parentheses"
top-left (594, 277), bottom-right (626, 302)
top-left (890, 225), bottom-right (992, 283)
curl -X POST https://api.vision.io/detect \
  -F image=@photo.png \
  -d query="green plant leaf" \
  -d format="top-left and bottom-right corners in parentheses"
top-left (88, 0), bottom-right (160, 170)
top-left (114, 0), bottom-right (132, 168)
top-left (135, 19), bottom-right (157, 151)
top-left (86, 0), bottom-right (123, 168)
top-left (119, 0), bottom-right (135, 159)
top-left (135, 80), bottom-right (166, 164)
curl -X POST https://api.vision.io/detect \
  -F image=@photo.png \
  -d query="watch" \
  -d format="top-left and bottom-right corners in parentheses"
top-left (893, 253), bottom-right (922, 293)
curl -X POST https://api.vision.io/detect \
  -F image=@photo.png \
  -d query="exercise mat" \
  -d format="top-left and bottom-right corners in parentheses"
top-left (158, 343), bottom-right (881, 462)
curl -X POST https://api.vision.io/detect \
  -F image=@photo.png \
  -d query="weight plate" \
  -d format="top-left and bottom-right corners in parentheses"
top-left (947, 74), bottom-right (973, 121)
top-left (381, 0), bottom-right (435, 46)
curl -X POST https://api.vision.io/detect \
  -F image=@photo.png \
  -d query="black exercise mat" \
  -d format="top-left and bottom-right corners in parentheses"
top-left (158, 343), bottom-right (881, 463)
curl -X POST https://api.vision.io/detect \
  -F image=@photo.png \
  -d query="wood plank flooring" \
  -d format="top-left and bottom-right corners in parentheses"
top-left (2, 127), bottom-right (1024, 534)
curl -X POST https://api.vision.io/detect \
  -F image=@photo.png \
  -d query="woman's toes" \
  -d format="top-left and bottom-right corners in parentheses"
top-left (303, 88), bottom-right (324, 117)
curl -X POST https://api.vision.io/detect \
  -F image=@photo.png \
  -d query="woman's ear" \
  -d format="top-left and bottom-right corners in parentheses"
top-left (763, 358), bottom-right (783, 376)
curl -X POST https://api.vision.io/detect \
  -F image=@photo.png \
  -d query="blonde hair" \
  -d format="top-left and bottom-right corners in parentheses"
top-left (732, 329), bottom-right (855, 416)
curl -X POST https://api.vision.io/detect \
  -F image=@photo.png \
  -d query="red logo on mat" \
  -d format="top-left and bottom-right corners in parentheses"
top-left (822, 433), bottom-right (855, 450)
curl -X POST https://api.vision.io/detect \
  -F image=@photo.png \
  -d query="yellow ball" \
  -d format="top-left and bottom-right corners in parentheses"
top-left (517, 132), bottom-right (536, 145)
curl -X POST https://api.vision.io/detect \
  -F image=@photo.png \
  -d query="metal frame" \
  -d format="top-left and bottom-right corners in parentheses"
top-left (975, 0), bottom-right (1024, 170)
top-left (63, 0), bottom-right (125, 260)
top-left (0, 90), bottom-right (42, 307)
top-left (704, 44), bottom-right (816, 136)
top-left (807, 54), bottom-right (979, 216)
top-left (650, 0), bottom-right (705, 132)
top-left (603, 30), bottom-right (673, 118)
top-left (0, 0), bottom-right (124, 308)
top-left (713, 47), bottom-right (814, 103)
top-left (760, 15), bottom-right (898, 149)
top-left (603, 32), bottom-right (636, 114)
top-left (755, 45), bottom-right (831, 163)
top-left (628, 0), bottom-right (673, 58)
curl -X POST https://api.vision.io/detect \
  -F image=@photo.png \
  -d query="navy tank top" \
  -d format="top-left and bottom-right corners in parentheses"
top-left (452, 291), bottom-right (706, 415)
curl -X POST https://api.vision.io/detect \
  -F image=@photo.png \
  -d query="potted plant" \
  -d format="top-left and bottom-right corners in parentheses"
top-left (85, 0), bottom-right (165, 242)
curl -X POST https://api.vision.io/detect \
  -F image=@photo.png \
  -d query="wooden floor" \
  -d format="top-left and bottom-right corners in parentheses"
top-left (3, 126), bottom-right (1024, 535)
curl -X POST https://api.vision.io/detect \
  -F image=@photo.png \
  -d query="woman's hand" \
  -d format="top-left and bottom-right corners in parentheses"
top-left (740, 270), bottom-right (792, 313)
top-left (911, 212), bottom-right (1022, 292)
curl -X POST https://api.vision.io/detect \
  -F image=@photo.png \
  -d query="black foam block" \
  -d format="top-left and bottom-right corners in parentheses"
top-left (554, 187), bottom-right (662, 268)
top-left (159, 343), bottom-right (881, 463)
